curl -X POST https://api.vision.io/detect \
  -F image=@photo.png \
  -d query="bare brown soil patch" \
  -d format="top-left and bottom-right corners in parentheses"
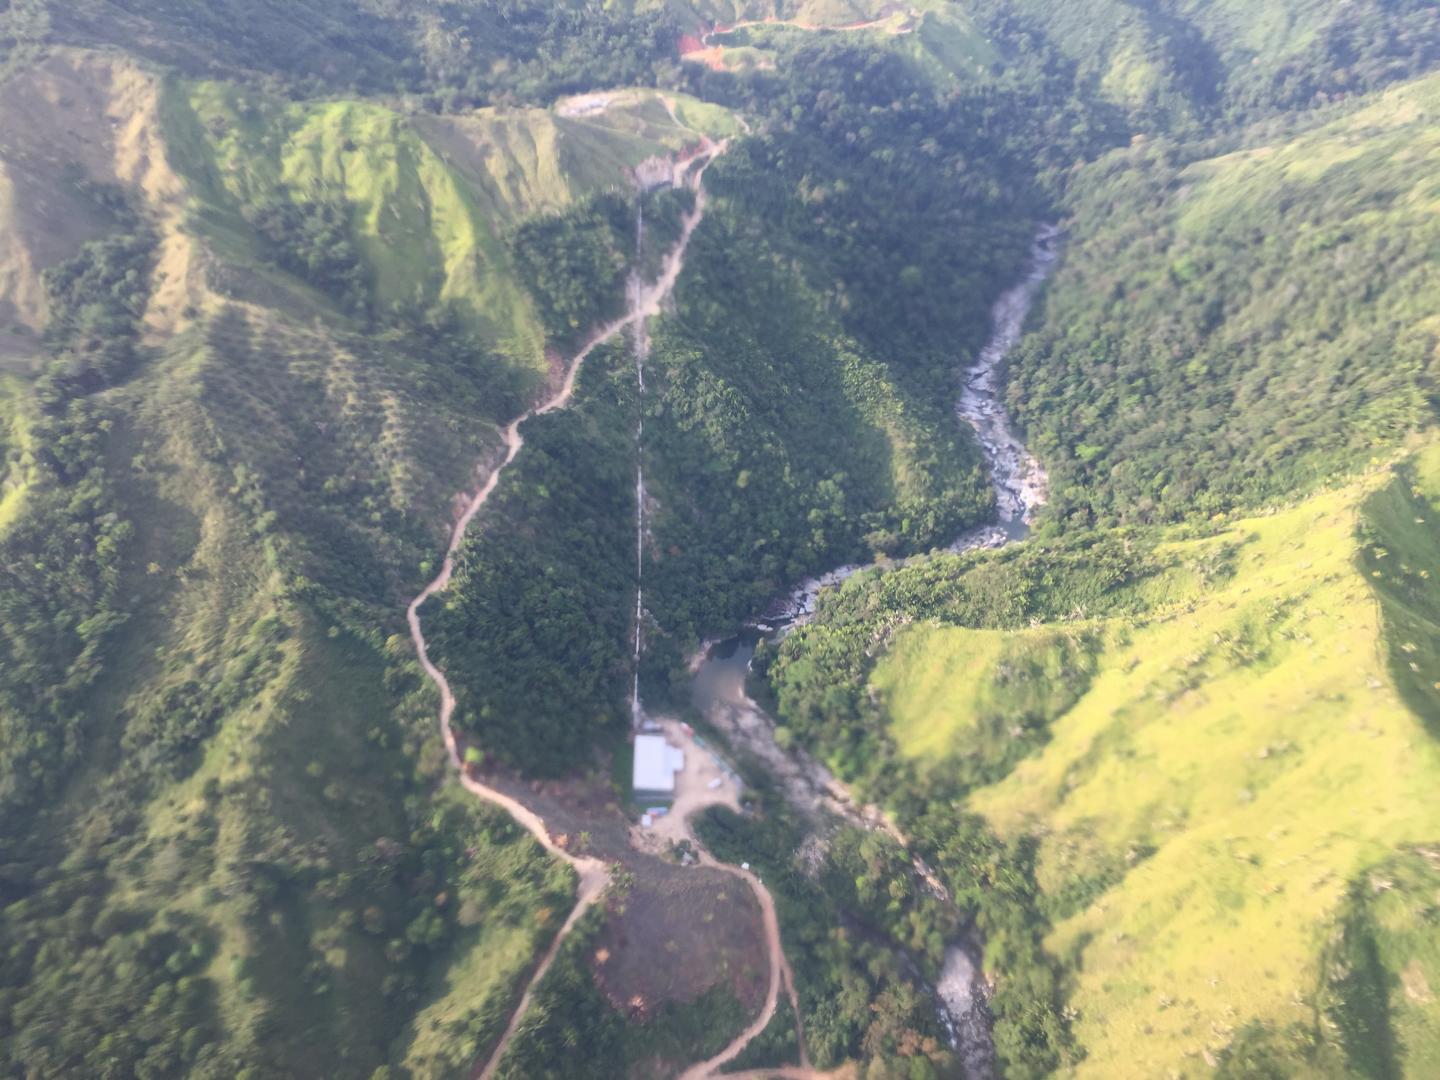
top-left (0, 49), bottom-right (212, 350)
top-left (595, 863), bottom-right (768, 1015)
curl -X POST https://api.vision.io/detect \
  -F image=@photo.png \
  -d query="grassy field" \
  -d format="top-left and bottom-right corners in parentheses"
top-left (160, 81), bottom-right (721, 380)
top-left (1177, 71), bottom-right (1440, 230)
top-left (875, 625), bottom-right (1103, 778)
top-left (867, 446), bottom-right (1440, 1076)
top-left (874, 627), bottom-right (1009, 765)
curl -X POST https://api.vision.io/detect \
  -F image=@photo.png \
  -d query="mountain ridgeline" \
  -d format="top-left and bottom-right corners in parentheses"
top-left (0, 1), bottom-right (1438, 1078)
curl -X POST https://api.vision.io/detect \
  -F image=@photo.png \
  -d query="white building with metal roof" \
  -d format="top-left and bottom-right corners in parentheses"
top-left (633, 733), bottom-right (685, 800)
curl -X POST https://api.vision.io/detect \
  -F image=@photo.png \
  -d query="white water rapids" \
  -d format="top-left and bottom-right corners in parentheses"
top-left (755, 225), bottom-right (1060, 626)
top-left (693, 224), bottom-right (1064, 1077)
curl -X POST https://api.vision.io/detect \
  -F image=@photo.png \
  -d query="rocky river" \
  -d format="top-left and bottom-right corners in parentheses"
top-left (689, 224), bottom-right (1064, 1076)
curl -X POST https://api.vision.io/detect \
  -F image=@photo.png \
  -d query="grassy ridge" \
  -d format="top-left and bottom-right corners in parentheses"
top-left (160, 82), bottom-right (719, 376)
top-left (775, 444), bottom-right (1440, 1077)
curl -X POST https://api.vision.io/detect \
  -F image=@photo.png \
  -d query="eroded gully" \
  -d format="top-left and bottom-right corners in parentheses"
top-left (689, 225), bottom-right (1063, 1078)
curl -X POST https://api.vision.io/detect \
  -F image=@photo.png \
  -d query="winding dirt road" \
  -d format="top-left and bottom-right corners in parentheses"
top-left (409, 108), bottom-right (850, 1079)
top-left (632, 718), bottom-right (810, 1077)
top-left (677, 855), bottom-right (809, 1079)
top-left (411, 135), bottom-right (789, 1080)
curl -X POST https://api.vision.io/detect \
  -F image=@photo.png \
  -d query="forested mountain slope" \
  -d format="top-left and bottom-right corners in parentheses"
top-left (1009, 70), bottom-right (1440, 527)
top-left (1, 0), bottom-right (1439, 1077)
top-left (2, 0), bottom-right (681, 103)
top-left (0, 47), bottom-right (728, 1077)
top-left (1004, 0), bottom-right (1440, 124)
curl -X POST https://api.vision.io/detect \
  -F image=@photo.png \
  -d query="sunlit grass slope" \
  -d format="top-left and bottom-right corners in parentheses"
top-left (875, 626), bottom-right (1098, 777)
top-left (1176, 70), bottom-right (1440, 229)
top-left (871, 446), bottom-right (1440, 1076)
top-left (0, 375), bottom-right (30, 535)
top-left (160, 81), bottom-right (719, 373)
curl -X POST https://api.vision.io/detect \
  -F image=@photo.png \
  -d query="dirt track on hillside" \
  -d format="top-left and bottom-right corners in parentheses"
top-left (681, 6), bottom-right (918, 70)
top-left (629, 718), bottom-right (809, 1078)
top-left (406, 135), bottom-right (802, 1080)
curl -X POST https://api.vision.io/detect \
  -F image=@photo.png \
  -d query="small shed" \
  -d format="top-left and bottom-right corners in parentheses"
top-left (633, 734), bottom-right (685, 800)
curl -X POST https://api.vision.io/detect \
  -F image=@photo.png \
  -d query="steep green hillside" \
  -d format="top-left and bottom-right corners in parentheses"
top-left (766, 444), bottom-right (1440, 1077)
top-left (639, 173), bottom-right (1000, 664)
top-left (3, 0), bottom-right (680, 102)
top-left (974, 456), bottom-right (1440, 1078)
top-left (0, 50), bottom-right (732, 1078)
top-left (0, 230), bottom-right (576, 1078)
top-left (1004, 0), bottom-right (1440, 123)
top-left (161, 80), bottom-right (721, 377)
top-left (1004, 0), bottom-right (1222, 124)
top-left (1010, 70), bottom-right (1440, 527)
top-left (424, 332), bottom-right (639, 776)
top-left (1174, 0), bottom-right (1440, 116)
